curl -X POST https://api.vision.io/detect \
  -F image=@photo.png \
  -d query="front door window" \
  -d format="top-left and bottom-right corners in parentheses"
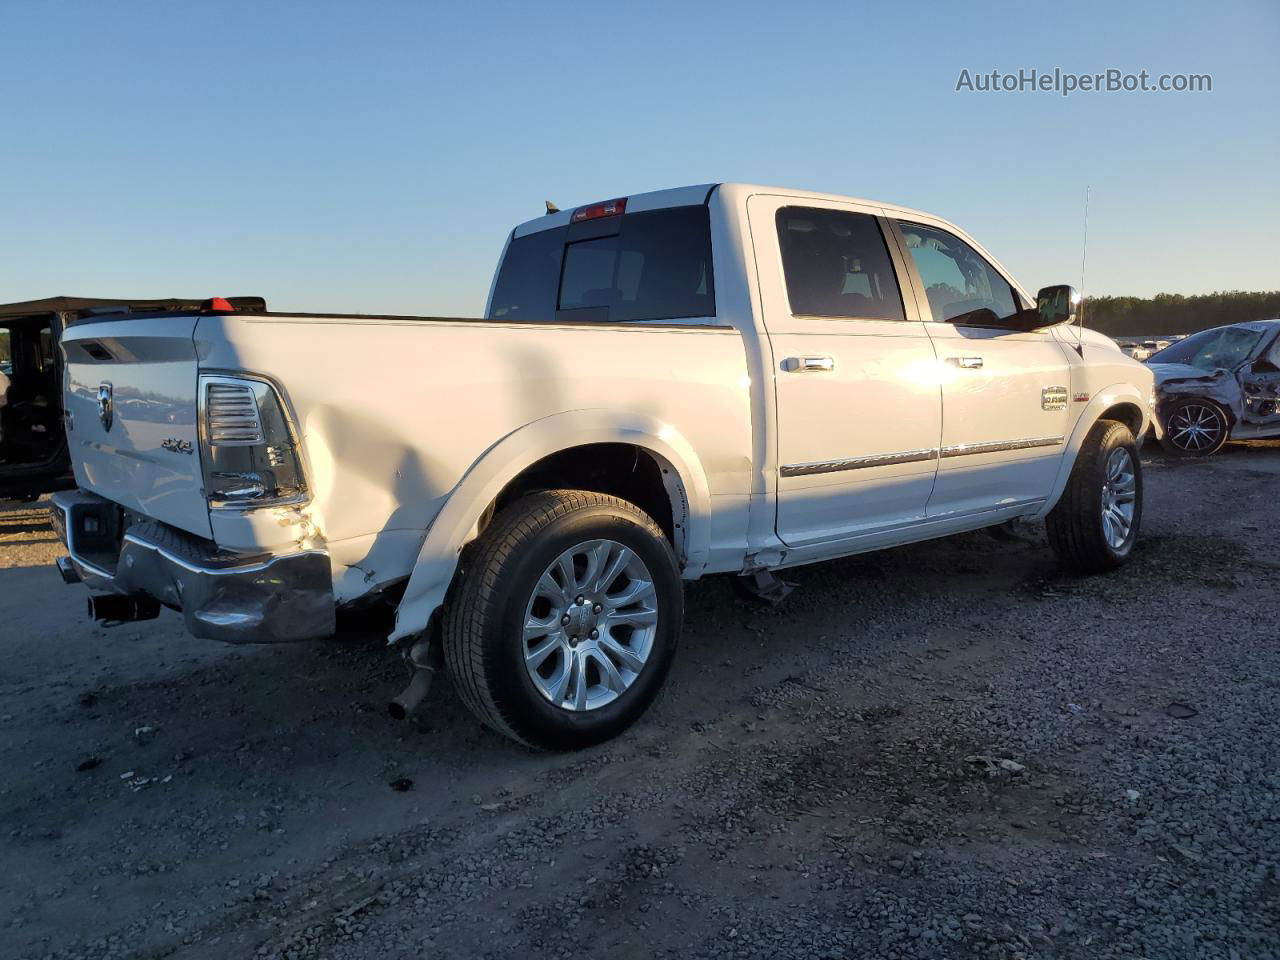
top-left (897, 221), bottom-right (1019, 326)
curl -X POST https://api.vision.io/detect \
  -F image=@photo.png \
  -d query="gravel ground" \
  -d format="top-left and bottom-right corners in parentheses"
top-left (2, 441), bottom-right (1278, 960)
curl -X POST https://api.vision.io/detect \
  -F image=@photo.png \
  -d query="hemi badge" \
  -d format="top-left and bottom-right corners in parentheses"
top-left (1073, 392), bottom-right (1091, 403)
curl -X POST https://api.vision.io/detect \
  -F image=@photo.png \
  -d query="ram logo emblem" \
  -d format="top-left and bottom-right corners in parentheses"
top-left (161, 437), bottom-right (195, 455)
top-left (1041, 386), bottom-right (1068, 411)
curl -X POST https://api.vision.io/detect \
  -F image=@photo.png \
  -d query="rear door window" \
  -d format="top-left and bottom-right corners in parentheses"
top-left (775, 207), bottom-right (905, 320)
top-left (488, 205), bottom-right (715, 323)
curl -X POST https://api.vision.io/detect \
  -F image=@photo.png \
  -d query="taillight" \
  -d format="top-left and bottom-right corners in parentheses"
top-left (198, 374), bottom-right (306, 508)
top-left (571, 197), bottom-right (626, 222)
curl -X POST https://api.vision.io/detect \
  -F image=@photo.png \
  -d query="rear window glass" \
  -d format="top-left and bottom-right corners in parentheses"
top-left (776, 207), bottom-right (904, 321)
top-left (488, 226), bottom-right (566, 321)
top-left (488, 205), bottom-right (715, 323)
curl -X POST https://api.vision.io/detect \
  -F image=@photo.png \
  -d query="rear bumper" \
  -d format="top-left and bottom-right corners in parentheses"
top-left (51, 490), bottom-right (335, 644)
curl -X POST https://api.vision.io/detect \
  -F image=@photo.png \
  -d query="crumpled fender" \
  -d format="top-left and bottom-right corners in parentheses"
top-left (389, 409), bottom-right (712, 643)
top-left (1157, 368), bottom-right (1245, 423)
top-left (1035, 382), bottom-right (1151, 517)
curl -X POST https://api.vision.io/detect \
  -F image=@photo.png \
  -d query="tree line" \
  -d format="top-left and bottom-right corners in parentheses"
top-left (1081, 291), bottom-right (1280, 338)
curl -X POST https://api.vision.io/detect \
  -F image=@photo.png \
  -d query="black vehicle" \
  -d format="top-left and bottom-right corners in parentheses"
top-left (0, 297), bottom-right (264, 500)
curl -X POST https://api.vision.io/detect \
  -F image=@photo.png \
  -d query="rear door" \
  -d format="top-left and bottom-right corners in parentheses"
top-left (890, 219), bottom-right (1073, 518)
top-left (62, 315), bottom-right (210, 537)
top-left (748, 195), bottom-right (943, 548)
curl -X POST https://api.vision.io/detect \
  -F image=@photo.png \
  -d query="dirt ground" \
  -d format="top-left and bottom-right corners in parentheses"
top-left (2, 442), bottom-right (1278, 960)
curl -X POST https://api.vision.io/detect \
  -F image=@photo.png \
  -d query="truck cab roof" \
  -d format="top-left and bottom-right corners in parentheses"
top-left (513, 183), bottom-right (944, 239)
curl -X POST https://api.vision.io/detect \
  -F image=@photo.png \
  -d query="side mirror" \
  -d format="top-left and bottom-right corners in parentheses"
top-left (1035, 285), bottom-right (1081, 327)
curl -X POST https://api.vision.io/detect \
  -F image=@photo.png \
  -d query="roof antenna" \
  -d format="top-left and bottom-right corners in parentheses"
top-left (1075, 185), bottom-right (1090, 357)
top-left (545, 200), bottom-right (560, 215)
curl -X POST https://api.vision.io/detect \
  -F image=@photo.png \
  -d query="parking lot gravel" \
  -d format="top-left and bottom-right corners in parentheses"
top-left (2, 441), bottom-right (1278, 960)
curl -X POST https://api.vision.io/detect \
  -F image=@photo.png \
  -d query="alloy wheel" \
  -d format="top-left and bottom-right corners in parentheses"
top-left (1101, 447), bottom-right (1137, 550)
top-left (1167, 402), bottom-right (1223, 453)
top-left (522, 539), bottom-right (659, 712)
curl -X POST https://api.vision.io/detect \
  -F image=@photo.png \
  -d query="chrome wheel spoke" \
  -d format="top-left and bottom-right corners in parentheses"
top-left (544, 658), bottom-right (573, 705)
top-left (536, 570), bottom-right (569, 606)
top-left (524, 612), bottom-right (558, 640)
top-left (579, 541), bottom-right (610, 593)
top-left (604, 578), bottom-right (656, 610)
top-left (555, 553), bottom-right (579, 592)
top-left (525, 634), bottom-right (561, 669)
top-left (599, 635), bottom-right (646, 673)
top-left (595, 545), bottom-right (633, 593)
top-left (605, 606), bottom-right (658, 629)
top-left (588, 649), bottom-right (628, 693)
top-left (570, 654), bottom-right (590, 711)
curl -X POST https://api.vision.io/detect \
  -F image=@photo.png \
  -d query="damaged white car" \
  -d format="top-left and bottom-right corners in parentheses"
top-left (1147, 319), bottom-right (1280, 456)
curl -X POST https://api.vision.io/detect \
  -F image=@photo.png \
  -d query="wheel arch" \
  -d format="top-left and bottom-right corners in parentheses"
top-left (1037, 384), bottom-right (1151, 517)
top-left (389, 410), bottom-right (712, 643)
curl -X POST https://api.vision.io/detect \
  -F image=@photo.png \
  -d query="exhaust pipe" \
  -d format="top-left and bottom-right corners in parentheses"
top-left (388, 638), bottom-right (443, 721)
top-left (87, 594), bottom-right (161, 625)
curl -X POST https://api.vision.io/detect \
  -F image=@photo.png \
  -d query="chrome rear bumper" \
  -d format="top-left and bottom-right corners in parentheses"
top-left (51, 490), bottom-right (335, 644)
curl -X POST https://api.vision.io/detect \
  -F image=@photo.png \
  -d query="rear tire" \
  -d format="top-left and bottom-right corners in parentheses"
top-left (1047, 419), bottom-right (1142, 574)
top-left (1158, 397), bottom-right (1229, 457)
top-left (443, 490), bottom-right (682, 750)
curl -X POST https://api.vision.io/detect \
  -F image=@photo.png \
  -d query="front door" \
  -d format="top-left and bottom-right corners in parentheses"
top-left (891, 219), bottom-right (1073, 517)
top-left (748, 196), bottom-right (943, 548)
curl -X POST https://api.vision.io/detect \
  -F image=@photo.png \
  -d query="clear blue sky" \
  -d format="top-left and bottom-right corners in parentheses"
top-left (2, 0), bottom-right (1276, 315)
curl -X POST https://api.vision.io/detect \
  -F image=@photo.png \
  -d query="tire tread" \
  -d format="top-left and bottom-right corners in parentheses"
top-left (1046, 419), bottom-right (1139, 574)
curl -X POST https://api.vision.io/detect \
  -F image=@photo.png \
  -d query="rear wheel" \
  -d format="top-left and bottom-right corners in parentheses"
top-left (443, 490), bottom-right (682, 750)
top-left (1047, 419), bottom-right (1142, 573)
top-left (1159, 398), bottom-right (1229, 457)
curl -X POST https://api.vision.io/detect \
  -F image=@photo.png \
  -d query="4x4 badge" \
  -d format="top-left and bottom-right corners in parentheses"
top-left (97, 382), bottom-right (114, 431)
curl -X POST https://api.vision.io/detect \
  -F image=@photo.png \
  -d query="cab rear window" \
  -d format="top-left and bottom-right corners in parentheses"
top-left (489, 205), bottom-right (715, 323)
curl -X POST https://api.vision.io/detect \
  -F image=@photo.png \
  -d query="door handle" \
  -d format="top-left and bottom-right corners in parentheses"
top-left (948, 356), bottom-right (984, 369)
top-left (782, 356), bottom-right (835, 373)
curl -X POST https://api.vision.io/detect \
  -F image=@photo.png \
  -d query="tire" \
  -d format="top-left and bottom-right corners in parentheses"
top-left (1158, 397), bottom-right (1230, 457)
top-left (1046, 419), bottom-right (1142, 574)
top-left (443, 490), bottom-right (682, 750)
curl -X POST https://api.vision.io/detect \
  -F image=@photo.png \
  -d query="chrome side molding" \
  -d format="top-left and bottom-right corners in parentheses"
top-left (780, 448), bottom-right (939, 477)
top-left (781, 436), bottom-right (1065, 477)
top-left (939, 436), bottom-right (1064, 458)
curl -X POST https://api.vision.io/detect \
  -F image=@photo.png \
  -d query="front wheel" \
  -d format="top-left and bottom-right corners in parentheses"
top-left (443, 490), bottom-right (682, 750)
top-left (1159, 397), bottom-right (1230, 457)
top-left (1046, 419), bottom-right (1142, 574)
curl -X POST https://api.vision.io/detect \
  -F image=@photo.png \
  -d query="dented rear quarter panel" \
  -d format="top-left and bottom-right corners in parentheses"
top-left (193, 315), bottom-right (754, 603)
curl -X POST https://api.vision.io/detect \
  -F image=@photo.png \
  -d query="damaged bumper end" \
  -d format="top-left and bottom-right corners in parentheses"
top-left (50, 490), bottom-right (335, 644)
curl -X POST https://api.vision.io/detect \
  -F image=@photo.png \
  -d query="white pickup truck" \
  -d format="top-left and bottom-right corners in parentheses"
top-left (53, 183), bottom-right (1156, 749)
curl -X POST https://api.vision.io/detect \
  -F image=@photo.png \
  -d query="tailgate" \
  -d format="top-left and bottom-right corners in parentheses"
top-left (62, 315), bottom-right (211, 538)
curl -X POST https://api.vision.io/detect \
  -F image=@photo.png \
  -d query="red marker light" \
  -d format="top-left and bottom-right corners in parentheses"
top-left (571, 197), bottom-right (627, 223)
top-left (204, 297), bottom-right (235, 313)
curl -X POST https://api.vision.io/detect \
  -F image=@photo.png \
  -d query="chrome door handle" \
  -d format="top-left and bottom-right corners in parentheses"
top-left (782, 356), bottom-right (835, 373)
top-left (948, 356), bottom-right (984, 369)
